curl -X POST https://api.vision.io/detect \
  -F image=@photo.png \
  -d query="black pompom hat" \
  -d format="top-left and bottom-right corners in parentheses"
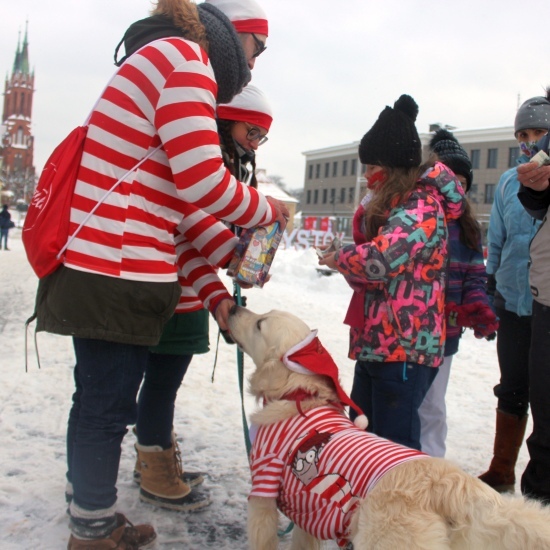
top-left (429, 129), bottom-right (473, 192)
top-left (358, 94), bottom-right (422, 169)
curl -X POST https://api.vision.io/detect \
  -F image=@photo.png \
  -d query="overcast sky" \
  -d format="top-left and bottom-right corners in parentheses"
top-left (2, 0), bottom-right (549, 190)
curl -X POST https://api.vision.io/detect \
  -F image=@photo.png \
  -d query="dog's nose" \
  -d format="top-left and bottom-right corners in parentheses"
top-left (229, 304), bottom-right (239, 316)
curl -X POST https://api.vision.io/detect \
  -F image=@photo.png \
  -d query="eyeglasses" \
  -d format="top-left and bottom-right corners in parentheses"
top-left (245, 123), bottom-right (269, 146)
top-left (251, 33), bottom-right (267, 58)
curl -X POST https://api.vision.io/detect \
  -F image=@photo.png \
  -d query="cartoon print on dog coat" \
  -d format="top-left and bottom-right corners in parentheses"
top-left (290, 430), bottom-right (358, 516)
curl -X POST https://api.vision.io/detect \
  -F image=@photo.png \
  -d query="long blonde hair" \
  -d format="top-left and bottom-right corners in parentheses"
top-left (363, 166), bottom-right (422, 241)
top-left (152, 0), bottom-right (209, 51)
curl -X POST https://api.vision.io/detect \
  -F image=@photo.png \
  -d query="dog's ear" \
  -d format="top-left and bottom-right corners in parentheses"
top-left (248, 346), bottom-right (290, 398)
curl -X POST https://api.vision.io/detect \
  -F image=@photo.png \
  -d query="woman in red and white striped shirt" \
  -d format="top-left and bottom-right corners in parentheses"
top-left (33, 1), bottom-right (288, 547)
top-left (133, 84), bottom-right (274, 513)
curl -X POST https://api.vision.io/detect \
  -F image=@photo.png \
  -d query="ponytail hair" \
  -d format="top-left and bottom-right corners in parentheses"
top-left (152, 0), bottom-right (209, 51)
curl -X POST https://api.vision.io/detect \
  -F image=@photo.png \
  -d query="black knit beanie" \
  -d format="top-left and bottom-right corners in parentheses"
top-left (358, 94), bottom-right (422, 169)
top-left (113, 5), bottom-right (250, 104)
top-left (429, 129), bottom-right (473, 192)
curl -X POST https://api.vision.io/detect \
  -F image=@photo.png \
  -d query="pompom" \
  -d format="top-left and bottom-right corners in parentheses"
top-left (353, 415), bottom-right (369, 430)
top-left (429, 128), bottom-right (459, 149)
top-left (393, 94), bottom-right (419, 122)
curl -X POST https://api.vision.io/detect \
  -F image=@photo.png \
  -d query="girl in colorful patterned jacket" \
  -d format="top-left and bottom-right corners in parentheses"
top-left (418, 129), bottom-right (498, 458)
top-left (33, 1), bottom-right (288, 547)
top-left (133, 85), bottom-right (273, 513)
top-left (319, 94), bottom-right (465, 451)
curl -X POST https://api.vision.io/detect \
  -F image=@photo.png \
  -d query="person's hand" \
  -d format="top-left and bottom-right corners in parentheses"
top-left (266, 196), bottom-right (289, 225)
top-left (214, 298), bottom-right (235, 331)
top-left (446, 301), bottom-right (499, 339)
top-left (517, 162), bottom-right (550, 192)
top-left (318, 251), bottom-right (338, 270)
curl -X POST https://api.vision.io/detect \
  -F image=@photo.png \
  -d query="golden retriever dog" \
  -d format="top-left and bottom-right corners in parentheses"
top-left (227, 306), bottom-right (550, 550)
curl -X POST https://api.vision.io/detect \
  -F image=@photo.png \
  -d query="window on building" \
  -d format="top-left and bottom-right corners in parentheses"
top-left (306, 190), bottom-right (311, 204)
top-left (16, 127), bottom-right (24, 145)
top-left (20, 93), bottom-right (25, 115)
top-left (324, 163), bottom-right (330, 178)
top-left (342, 159), bottom-right (348, 176)
top-left (469, 184), bottom-right (478, 203)
top-left (314, 189), bottom-right (319, 204)
top-left (508, 147), bottom-right (520, 168)
top-left (487, 148), bottom-right (498, 169)
top-left (322, 189), bottom-right (328, 204)
top-left (484, 184), bottom-right (496, 204)
top-left (351, 159), bottom-right (357, 176)
top-left (471, 149), bottom-right (480, 169)
top-left (330, 188), bottom-right (336, 205)
top-left (340, 188), bottom-right (345, 203)
top-left (349, 187), bottom-right (354, 203)
top-left (315, 164), bottom-right (320, 179)
top-left (332, 161), bottom-right (338, 177)
top-left (308, 164), bottom-right (313, 180)
top-left (361, 163), bottom-right (366, 175)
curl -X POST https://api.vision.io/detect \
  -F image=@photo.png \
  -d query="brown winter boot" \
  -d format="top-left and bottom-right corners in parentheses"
top-left (136, 443), bottom-right (211, 512)
top-left (479, 409), bottom-right (528, 493)
top-left (67, 513), bottom-right (156, 549)
top-left (133, 430), bottom-right (204, 488)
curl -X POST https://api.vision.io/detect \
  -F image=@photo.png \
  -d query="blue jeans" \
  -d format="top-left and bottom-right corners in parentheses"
top-left (0, 228), bottom-right (8, 249)
top-left (350, 360), bottom-right (438, 450)
top-left (136, 352), bottom-right (193, 448)
top-left (67, 338), bottom-right (149, 511)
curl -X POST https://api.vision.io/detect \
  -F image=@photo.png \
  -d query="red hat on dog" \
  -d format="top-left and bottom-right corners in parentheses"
top-left (282, 330), bottom-right (368, 429)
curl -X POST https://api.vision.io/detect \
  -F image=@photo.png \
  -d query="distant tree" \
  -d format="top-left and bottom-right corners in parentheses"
top-left (268, 174), bottom-right (287, 190)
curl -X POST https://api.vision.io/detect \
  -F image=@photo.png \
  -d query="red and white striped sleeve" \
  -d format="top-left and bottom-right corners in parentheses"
top-left (144, 39), bottom-right (276, 227)
top-left (174, 234), bottom-right (233, 314)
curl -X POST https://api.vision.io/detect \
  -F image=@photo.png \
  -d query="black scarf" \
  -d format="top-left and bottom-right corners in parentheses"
top-left (113, 5), bottom-right (250, 104)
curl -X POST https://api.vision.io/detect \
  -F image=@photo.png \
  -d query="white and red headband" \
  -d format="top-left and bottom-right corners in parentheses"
top-left (217, 85), bottom-right (273, 131)
top-left (205, 0), bottom-right (269, 36)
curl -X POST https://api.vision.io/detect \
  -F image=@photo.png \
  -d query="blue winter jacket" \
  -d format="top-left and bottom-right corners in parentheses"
top-left (486, 155), bottom-right (540, 317)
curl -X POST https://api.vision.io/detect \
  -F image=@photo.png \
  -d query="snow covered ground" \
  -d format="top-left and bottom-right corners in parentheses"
top-left (0, 226), bottom-right (531, 549)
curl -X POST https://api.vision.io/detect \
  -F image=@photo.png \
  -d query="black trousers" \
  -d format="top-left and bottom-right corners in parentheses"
top-left (494, 307), bottom-right (531, 417)
top-left (521, 300), bottom-right (550, 503)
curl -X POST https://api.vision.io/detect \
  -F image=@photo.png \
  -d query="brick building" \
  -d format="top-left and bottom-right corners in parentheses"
top-left (1, 23), bottom-right (36, 204)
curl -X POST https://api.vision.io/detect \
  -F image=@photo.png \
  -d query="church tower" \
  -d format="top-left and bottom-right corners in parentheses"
top-left (1, 22), bottom-right (36, 203)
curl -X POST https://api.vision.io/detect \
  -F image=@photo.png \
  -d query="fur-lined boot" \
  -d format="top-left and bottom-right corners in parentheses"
top-left (136, 443), bottom-right (210, 512)
top-left (133, 431), bottom-right (204, 488)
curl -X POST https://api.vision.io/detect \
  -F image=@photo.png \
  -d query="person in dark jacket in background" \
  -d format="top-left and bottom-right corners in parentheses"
top-left (0, 204), bottom-right (13, 250)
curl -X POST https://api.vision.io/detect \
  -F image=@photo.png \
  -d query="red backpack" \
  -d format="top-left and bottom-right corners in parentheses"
top-left (22, 125), bottom-right (88, 278)
top-left (23, 126), bottom-right (162, 279)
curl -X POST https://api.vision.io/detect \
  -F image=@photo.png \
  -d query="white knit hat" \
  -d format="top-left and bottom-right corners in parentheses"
top-left (217, 85), bottom-right (273, 131)
top-left (204, 0), bottom-right (268, 36)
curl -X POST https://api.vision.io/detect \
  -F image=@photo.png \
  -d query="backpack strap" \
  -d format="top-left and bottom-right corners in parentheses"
top-left (57, 143), bottom-right (163, 260)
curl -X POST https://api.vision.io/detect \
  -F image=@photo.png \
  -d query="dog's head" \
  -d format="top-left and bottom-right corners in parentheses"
top-left (227, 306), bottom-right (339, 406)
top-left (228, 306), bottom-right (311, 365)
